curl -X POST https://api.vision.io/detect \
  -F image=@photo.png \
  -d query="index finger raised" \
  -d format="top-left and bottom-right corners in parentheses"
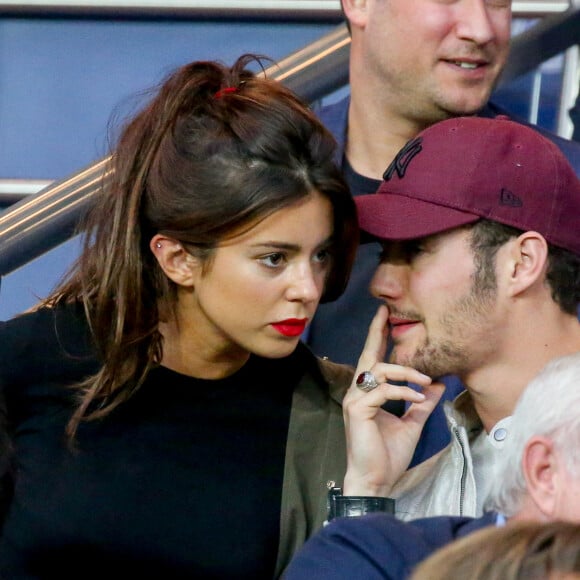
top-left (356, 304), bottom-right (390, 372)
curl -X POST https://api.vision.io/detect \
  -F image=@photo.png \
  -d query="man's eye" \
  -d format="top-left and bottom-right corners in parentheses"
top-left (379, 241), bottom-right (427, 263)
top-left (405, 241), bottom-right (426, 257)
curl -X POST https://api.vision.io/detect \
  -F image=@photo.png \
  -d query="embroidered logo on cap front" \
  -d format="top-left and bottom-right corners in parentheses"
top-left (383, 137), bottom-right (423, 181)
top-left (500, 188), bottom-right (523, 207)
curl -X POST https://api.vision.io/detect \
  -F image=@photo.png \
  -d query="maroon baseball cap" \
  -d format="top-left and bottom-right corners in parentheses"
top-left (356, 116), bottom-right (580, 256)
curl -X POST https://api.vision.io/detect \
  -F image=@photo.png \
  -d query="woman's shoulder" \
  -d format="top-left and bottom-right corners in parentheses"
top-left (1, 301), bottom-right (87, 344)
top-left (0, 302), bottom-right (97, 383)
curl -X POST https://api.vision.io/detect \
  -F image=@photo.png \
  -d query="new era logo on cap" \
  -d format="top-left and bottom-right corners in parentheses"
top-left (500, 188), bottom-right (523, 208)
top-left (355, 116), bottom-right (580, 257)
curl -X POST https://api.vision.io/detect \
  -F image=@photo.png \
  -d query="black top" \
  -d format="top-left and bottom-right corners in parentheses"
top-left (0, 304), bottom-right (302, 579)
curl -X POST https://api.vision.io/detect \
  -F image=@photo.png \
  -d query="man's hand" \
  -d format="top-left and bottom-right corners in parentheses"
top-left (342, 305), bottom-right (445, 496)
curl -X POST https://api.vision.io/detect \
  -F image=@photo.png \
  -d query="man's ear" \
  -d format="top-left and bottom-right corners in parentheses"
top-left (341, 0), bottom-right (369, 29)
top-left (522, 436), bottom-right (558, 518)
top-left (503, 231), bottom-right (548, 298)
top-left (150, 234), bottom-right (198, 288)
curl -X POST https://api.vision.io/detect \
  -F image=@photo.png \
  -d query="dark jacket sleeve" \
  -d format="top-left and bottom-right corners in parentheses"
top-left (282, 512), bottom-right (496, 580)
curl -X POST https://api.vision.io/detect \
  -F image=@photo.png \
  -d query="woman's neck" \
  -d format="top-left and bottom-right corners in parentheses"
top-left (158, 317), bottom-right (250, 380)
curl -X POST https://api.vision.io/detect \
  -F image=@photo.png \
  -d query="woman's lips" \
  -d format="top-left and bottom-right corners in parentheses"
top-left (271, 318), bottom-right (308, 337)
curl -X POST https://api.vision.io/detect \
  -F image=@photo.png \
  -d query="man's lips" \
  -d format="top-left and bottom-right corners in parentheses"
top-left (389, 317), bottom-right (420, 338)
top-left (271, 318), bottom-right (308, 337)
top-left (441, 57), bottom-right (491, 76)
top-left (445, 58), bottom-right (487, 69)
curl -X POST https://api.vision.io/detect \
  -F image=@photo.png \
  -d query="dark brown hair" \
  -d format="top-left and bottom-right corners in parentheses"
top-left (45, 55), bottom-right (358, 437)
top-left (470, 219), bottom-right (580, 315)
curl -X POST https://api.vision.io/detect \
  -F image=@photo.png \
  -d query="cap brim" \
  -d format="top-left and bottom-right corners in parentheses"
top-left (356, 192), bottom-right (480, 241)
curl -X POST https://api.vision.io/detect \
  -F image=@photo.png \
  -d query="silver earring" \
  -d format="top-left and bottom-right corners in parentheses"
top-left (155, 242), bottom-right (162, 249)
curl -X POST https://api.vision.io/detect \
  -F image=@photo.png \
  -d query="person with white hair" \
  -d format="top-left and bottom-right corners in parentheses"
top-left (486, 352), bottom-right (580, 522)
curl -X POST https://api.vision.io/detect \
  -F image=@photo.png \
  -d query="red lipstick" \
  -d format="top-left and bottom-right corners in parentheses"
top-left (271, 318), bottom-right (308, 337)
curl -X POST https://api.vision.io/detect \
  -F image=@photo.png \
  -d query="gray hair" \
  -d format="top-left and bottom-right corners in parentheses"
top-left (486, 352), bottom-right (580, 517)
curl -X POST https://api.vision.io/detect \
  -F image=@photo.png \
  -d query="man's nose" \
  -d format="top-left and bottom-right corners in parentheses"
top-left (370, 261), bottom-right (407, 302)
top-left (454, 0), bottom-right (497, 46)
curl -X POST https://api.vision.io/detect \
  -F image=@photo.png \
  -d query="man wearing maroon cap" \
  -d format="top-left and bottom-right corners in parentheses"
top-left (282, 115), bottom-right (580, 578)
top-left (335, 115), bottom-right (580, 522)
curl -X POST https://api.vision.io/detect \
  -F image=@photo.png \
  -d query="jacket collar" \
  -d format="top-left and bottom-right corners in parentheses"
top-left (294, 341), bottom-right (353, 405)
top-left (444, 390), bottom-right (483, 437)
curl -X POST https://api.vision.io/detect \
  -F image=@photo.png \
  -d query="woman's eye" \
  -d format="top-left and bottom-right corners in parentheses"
top-left (259, 253), bottom-right (285, 268)
top-left (314, 248), bottom-right (331, 264)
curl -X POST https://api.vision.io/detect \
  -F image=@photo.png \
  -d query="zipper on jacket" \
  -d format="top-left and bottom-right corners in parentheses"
top-left (452, 426), bottom-right (468, 516)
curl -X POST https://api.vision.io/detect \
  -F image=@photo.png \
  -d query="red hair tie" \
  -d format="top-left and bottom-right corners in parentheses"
top-left (214, 86), bottom-right (238, 99)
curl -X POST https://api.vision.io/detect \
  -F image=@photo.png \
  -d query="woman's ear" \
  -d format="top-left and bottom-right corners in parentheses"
top-left (150, 234), bottom-right (198, 288)
top-left (504, 231), bottom-right (549, 298)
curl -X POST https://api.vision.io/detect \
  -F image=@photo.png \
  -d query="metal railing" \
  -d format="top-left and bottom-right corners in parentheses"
top-left (0, 1), bottom-right (572, 19)
top-left (0, 4), bottom-right (578, 277)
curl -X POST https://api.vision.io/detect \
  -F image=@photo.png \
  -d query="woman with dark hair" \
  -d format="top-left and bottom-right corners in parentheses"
top-left (0, 55), bottom-right (358, 578)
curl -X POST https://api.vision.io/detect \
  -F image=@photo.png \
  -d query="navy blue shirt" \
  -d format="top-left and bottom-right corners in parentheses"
top-left (283, 511), bottom-right (498, 579)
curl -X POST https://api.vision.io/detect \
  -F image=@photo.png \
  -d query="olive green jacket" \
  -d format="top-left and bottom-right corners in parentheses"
top-left (275, 345), bottom-right (353, 577)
